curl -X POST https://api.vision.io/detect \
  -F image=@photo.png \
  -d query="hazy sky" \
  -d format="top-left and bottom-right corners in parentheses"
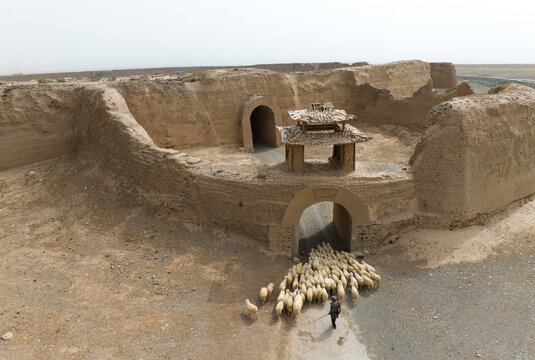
top-left (1, 0), bottom-right (534, 75)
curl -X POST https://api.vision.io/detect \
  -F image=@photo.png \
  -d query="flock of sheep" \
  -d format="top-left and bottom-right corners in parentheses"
top-left (245, 242), bottom-right (381, 320)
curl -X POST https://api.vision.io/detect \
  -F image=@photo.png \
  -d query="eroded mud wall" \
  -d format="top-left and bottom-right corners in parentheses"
top-left (411, 84), bottom-right (535, 226)
top-left (351, 60), bottom-right (431, 97)
top-left (72, 84), bottom-right (416, 241)
top-left (429, 62), bottom-right (457, 89)
top-left (74, 84), bottom-right (203, 224)
top-left (111, 60), bottom-right (433, 149)
top-left (0, 60), bottom-right (435, 169)
top-left (110, 70), bottom-right (355, 149)
top-left (0, 85), bottom-right (79, 170)
top-left (351, 83), bottom-right (458, 129)
top-left (0, 81), bottom-right (416, 244)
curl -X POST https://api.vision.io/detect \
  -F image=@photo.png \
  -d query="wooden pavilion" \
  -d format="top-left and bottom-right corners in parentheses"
top-left (277, 103), bottom-right (371, 172)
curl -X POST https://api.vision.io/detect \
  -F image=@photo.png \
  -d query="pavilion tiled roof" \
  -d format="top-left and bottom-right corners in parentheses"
top-left (288, 109), bottom-right (357, 124)
top-left (276, 124), bottom-right (372, 146)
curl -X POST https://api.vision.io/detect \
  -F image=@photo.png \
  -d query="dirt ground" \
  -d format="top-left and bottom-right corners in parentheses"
top-left (1, 155), bottom-right (534, 359)
top-left (185, 123), bottom-right (420, 167)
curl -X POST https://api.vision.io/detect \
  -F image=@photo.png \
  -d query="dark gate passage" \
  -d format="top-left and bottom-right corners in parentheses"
top-left (298, 201), bottom-right (352, 255)
top-left (250, 105), bottom-right (277, 148)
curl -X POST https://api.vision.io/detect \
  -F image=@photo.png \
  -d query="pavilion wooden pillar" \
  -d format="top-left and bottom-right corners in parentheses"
top-left (332, 143), bottom-right (355, 171)
top-left (340, 143), bottom-right (356, 171)
top-left (286, 144), bottom-right (304, 172)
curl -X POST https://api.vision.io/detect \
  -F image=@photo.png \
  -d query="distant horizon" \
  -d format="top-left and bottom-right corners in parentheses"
top-left (3, 61), bottom-right (535, 77)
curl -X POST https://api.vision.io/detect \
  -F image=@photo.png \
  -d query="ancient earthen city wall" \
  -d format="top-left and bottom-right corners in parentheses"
top-left (429, 62), bottom-right (457, 89)
top-left (111, 60), bottom-right (435, 149)
top-left (2, 61), bottom-right (535, 255)
top-left (351, 82), bottom-right (459, 129)
top-left (0, 79), bottom-right (417, 251)
top-left (411, 83), bottom-right (535, 226)
top-left (0, 85), bottom-right (79, 169)
top-left (72, 84), bottom-right (416, 245)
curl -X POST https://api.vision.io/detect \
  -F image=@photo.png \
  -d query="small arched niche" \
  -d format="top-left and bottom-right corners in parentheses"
top-left (250, 105), bottom-right (277, 148)
top-left (241, 96), bottom-right (282, 151)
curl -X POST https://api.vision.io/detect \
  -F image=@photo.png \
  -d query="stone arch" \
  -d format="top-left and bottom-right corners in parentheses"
top-left (241, 96), bottom-right (283, 151)
top-left (269, 186), bottom-right (371, 255)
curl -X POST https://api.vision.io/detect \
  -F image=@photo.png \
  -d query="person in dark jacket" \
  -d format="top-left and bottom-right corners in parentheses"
top-left (329, 296), bottom-right (341, 328)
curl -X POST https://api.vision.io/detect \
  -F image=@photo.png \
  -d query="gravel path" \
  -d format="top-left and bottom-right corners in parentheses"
top-left (351, 249), bottom-right (534, 359)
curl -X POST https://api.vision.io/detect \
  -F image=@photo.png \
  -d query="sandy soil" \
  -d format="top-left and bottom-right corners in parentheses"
top-left (0, 155), bottom-right (292, 359)
top-left (1, 155), bottom-right (534, 359)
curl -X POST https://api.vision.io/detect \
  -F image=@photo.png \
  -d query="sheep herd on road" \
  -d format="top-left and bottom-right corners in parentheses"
top-left (245, 242), bottom-right (381, 320)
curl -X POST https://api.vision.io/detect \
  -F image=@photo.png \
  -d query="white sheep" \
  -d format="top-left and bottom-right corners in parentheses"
top-left (283, 290), bottom-right (290, 308)
top-left (355, 273), bottom-right (364, 287)
top-left (286, 293), bottom-right (294, 313)
top-left (322, 288), bottom-right (329, 303)
top-left (370, 273), bottom-right (381, 287)
top-left (275, 300), bottom-right (284, 318)
top-left (362, 261), bottom-right (376, 273)
top-left (260, 246), bottom-right (380, 322)
top-left (337, 283), bottom-right (345, 302)
top-left (277, 290), bottom-right (285, 303)
top-left (267, 282), bottom-right (275, 299)
top-left (245, 299), bottom-right (258, 320)
top-left (323, 278), bottom-right (330, 293)
top-left (292, 278), bottom-right (298, 291)
top-left (306, 287), bottom-right (313, 304)
top-left (351, 285), bottom-right (359, 302)
top-left (343, 269), bottom-right (351, 282)
top-left (362, 274), bottom-right (374, 290)
top-left (341, 274), bottom-right (348, 289)
top-left (286, 273), bottom-right (293, 285)
top-left (332, 273), bottom-right (340, 285)
top-left (326, 278), bottom-right (335, 293)
top-left (293, 292), bottom-right (303, 317)
top-left (259, 287), bottom-right (268, 305)
top-left (279, 279), bottom-right (287, 292)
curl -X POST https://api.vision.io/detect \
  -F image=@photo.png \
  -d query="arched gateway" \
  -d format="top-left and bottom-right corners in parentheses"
top-left (241, 96), bottom-right (283, 151)
top-left (269, 186), bottom-right (371, 255)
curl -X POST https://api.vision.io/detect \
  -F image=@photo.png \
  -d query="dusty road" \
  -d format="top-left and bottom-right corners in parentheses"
top-left (1, 155), bottom-right (534, 359)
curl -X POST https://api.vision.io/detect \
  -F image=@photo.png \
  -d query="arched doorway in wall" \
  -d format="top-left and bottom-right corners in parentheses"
top-left (298, 201), bottom-right (352, 255)
top-left (241, 96), bottom-right (283, 151)
top-left (279, 186), bottom-right (371, 256)
top-left (250, 105), bottom-right (277, 148)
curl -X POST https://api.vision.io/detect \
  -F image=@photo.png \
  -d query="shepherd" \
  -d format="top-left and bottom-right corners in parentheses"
top-left (329, 296), bottom-right (341, 329)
